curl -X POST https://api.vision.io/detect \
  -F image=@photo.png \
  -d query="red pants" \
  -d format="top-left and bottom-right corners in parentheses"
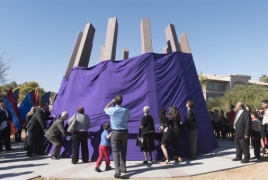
top-left (96, 145), bottom-right (110, 167)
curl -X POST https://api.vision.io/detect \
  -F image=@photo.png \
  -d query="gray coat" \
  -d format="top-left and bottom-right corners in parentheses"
top-left (45, 117), bottom-right (67, 139)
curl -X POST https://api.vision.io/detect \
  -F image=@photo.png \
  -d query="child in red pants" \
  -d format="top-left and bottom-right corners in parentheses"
top-left (95, 123), bottom-right (112, 172)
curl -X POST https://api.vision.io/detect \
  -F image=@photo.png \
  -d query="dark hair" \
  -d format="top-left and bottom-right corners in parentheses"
top-left (262, 99), bottom-right (268, 104)
top-left (230, 105), bottom-right (234, 109)
top-left (169, 106), bottom-right (181, 121)
top-left (159, 108), bottom-right (169, 125)
top-left (40, 102), bottom-right (47, 108)
top-left (187, 100), bottom-right (194, 108)
top-left (246, 105), bottom-right (252, 112)
top-left (103, 123), bottom-right (110, 130)
top-left (220, 110), bottom-right (224, 114)
top-left (77, 106), bottom-right (84, 114)
top-left (251, 111), bottom-right (259, 118)
top-left (115, 95), bottom-right (123, 105)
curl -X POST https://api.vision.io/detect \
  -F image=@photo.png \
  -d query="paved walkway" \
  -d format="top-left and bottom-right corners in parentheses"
top-left (0, 140), bottom-right (259, 180)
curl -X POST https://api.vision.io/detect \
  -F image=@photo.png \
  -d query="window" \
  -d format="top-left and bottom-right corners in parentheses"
top-left (207, 83), bottom-right (213, 90)
top-left (213, 83), bottom-right (219, 90)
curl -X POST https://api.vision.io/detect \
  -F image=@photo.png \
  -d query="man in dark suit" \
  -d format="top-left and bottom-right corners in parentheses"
top-left (26, 102), bottom-right (48, 157)
top-left (44, 111), bottom-right (69, 160)
top-left (232, 102), bottom-right (251, 163)
top-left (184, 100), bottom-right (198, 160)
top-left (0, 102), bottom-right (13, 151)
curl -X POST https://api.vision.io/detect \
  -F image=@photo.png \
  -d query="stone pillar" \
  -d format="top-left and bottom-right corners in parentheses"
top-left (99, 45), bottom-right (105, 62)
top-left (65, 31), bottom-right (83, 78)
top-left (179, 32), bottom-right (191, 53)
top-left (122, 48), bottom-right (129, 60)
top-left (73, 23), bottom-right (95, 67)
top-left (101, 17), bottom-right (118, 61)
top-left (140, 18), bottom-right (153, 54)
top-left (165, 24), bottom-right (180, 52)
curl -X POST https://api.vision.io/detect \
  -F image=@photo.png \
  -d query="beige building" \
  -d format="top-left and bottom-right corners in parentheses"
top-left (201, 74), bottom-right (268, 100)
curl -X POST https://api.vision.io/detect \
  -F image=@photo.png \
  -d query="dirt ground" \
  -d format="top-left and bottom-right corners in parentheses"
top-left (32, 161), bottom-right (268, 180)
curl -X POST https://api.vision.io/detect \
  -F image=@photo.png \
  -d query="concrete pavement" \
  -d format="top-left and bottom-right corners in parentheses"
top-left (0, 140), bottom-right (260, 180)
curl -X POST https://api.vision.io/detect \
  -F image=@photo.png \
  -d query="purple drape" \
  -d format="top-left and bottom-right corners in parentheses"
top-left (46, 52), bottom-right (217, 160)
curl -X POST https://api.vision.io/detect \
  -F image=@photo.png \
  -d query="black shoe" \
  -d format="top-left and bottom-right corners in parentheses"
top-left (27, 153), bottom-right (33, 157)
top-left (82, 160), bottom-right (90, 163)
top-left (232, 157), bottom-right (242, 161)
top-left (114, 173), bottom-right (121, 178)
top-left (256, 158), bottom-right (262, 163)
top-left (6, 148), bottom-right (13, 150)
top-left (51, 156), bottom-right (60, 160)
top-left (241, 159), bottom-right (249, 163)
top-left (250, 156), bottom-right (256, 160)
top-left (143, 160), bottom-right (148, 164)
top-left (36, 152), bottom-right (48, 156)
top-left (71, 162), bottom-right (76, 164)
top-left (161, 157), bottom-right (166, 162)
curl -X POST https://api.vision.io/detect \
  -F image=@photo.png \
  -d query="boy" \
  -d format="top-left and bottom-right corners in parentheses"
top-left (251, 112), bottom-right (262, 162)
top-left (95, 123), bottom-right (112, 172)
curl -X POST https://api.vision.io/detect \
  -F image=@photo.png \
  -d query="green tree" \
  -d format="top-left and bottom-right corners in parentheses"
top-left (259, 74), bottom-right (268, 83)
top-left (18, 81), bottom-right (46, 102)
top-left (198, 73), bottom-right (209, 90)
top-left (206, 84), bottom-right (268, 112)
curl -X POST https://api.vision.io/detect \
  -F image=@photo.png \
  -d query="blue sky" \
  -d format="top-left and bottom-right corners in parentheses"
top-left (0, 0), bottom-right (268, 92)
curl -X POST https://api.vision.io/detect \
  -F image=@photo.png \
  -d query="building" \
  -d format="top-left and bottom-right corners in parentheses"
top-left (201, 74), bottom-right (268, 100)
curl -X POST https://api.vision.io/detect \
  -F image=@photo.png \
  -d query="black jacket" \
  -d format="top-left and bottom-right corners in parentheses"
top-left (234, 109), bottom-right (251, 138)
top-left (26, 109), bottom-right (46, 133)
top-left (140, 115), bottom-right (155, 135)
top-left (185, 108), bottom-right (198, 131)
top-left (0, 108), bottom-right (12, 124)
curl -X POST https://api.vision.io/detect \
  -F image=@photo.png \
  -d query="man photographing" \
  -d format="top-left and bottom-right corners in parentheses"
top-left (104, 95), bottom-right (131, 178)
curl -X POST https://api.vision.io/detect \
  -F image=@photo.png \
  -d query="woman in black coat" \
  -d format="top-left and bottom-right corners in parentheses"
top-left (169, 106), bottom-right (182, 162)
top-left (140, 106), bottom-right (155, 164)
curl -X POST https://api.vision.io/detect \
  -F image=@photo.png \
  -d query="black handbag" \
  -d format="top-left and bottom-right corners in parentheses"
top-left (136, 129), bottom-right (144, 147)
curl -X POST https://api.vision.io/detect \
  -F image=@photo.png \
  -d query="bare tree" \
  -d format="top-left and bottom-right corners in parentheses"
top-left (0, 50), bottom-right (11, 85)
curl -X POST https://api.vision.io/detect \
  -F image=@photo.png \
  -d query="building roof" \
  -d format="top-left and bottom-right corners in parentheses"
top-left (201, 73), bottom-right (268, 86)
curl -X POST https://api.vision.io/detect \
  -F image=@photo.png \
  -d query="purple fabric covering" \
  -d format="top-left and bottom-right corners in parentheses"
top-left (45, 52), bottom-right (217, 160)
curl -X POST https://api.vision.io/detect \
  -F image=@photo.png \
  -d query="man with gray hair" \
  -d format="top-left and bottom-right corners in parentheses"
top-left (45, 111), bottom-right (70, 160)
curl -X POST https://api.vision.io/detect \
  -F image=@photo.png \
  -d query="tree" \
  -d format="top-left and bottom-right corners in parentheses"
top-left (198, 73), bottom-right (209, 90)
top-left (18, 81), bottom-right (46, 102)
top-left (0, 50), bottom-right (12, 84)
top-left (206, 84), bottom-right (268, 112)
top-left (259, 74), bottom-right (268, 83)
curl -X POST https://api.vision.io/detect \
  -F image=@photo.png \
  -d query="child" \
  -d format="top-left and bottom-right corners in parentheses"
top-left (251, 112), bottom-right (262, 162)
top-left (95, 123), bottom-right (112, 172)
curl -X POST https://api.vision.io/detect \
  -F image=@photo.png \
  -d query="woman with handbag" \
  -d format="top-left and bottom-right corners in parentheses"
top-left (169, 106), bottom-right (183, 162)
top-left (67, 106), bottom-right (90, 164)
top-left (139, 106), bottom-right (155, 164)
top-left (159, 108), bottom-right (172, 164)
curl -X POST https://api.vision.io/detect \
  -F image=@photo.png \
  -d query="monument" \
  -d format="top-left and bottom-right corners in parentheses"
top-left (52, 18), bottom-right (217, 161)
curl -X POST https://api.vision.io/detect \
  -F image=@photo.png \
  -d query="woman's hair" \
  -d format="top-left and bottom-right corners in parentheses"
top-left (26, 106), bottom-right (36, 117)
top-left (159, 108), bottom-right (168, 125)
top-left (169, 106), bottom-right (181, 121)
top-left (143, 106), bottom-right (150, 114)
top-left (251, 111), bottom-right (259, 118)
top-left (77, 106), bottom-right (84, 114)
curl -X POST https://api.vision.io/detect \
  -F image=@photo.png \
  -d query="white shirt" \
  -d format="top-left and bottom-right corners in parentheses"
top-left (233, 109), bottom-right (243, 129)
top-left (262, 109), bottom-right (268, 125)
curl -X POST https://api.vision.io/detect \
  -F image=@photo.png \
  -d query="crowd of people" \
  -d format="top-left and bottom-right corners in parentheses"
top-left (210, 100), bottom-right (268, 163)
top-left (1, 94), bottom-right (267, 178)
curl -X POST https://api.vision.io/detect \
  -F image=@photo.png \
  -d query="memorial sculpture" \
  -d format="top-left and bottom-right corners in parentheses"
top-left (48, 18), bottom-right (217, 160)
